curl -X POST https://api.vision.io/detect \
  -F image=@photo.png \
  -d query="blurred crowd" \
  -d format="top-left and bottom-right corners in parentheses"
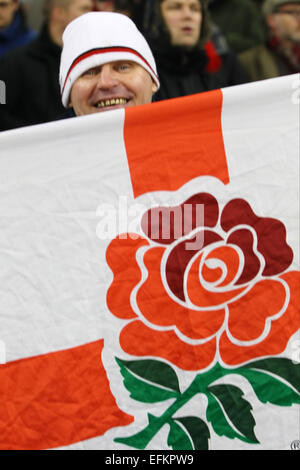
top-left (0, 0), bottom-right (299, 131)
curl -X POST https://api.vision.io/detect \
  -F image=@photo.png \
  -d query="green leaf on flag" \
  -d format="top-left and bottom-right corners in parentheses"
top-left (238, 358), bottom-right (300, 406)
top-left (242, 358), bottom-right (300, 393)
top-left (239, 369), bottom-right (300, 406)
top-left (206, 384), bottom-right (259, 444)
top-left (116, 357), bottom-right (180, 403)
top-left (167, 419), bottom-right (194, 451)
top-left (174, 417), bottom-right (210, 450)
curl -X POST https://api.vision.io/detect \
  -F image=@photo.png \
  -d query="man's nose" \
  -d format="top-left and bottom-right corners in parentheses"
top-left (182, 6), bottom-right (193, 18)
top-left (96, 65), bottom-right (119, 88)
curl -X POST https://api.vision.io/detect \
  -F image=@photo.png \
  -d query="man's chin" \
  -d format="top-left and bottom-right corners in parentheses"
top-left (176, 38), bottom-right (199, 49)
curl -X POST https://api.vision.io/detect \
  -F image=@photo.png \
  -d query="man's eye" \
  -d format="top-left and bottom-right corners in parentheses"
top-left (118, 63), bottom-right (132, 71)
top-left (83, 68), bottom-right (98, 76)
top-left (167, 5), bottom-right (180, 10)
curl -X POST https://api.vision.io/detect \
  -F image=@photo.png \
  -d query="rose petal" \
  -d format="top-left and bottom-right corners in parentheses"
top-left (106, 235), bottom-right (149, 319)
top-left (202, 264), bottom-right (223, 283)
top-left (166, 230), bottom-right (223, 301)
top-left (227, 229), bottom-right (261, 284)
top-left (137, 247), bottom-right (225, 340)
top-left (221, 199), bottom-right (293, 276)
top-left (141, 192), bottom-right (219, 245)
top-left (227, 279), bottom-right (287, 341)
top-left (204, 245), bottom-right (241, 286)
top-left (219, 271), bottom-right (300, 365)
top-left (186, 254), bottom-right (246, 308)
top-left (119, 320), bottom-right (217, 371)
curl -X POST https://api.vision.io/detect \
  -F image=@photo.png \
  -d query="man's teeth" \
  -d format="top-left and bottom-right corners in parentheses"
top-left (96, 98), bottom-right (129, 108)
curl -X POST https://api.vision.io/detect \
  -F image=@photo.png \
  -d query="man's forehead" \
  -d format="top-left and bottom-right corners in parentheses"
top-left (83, 60), bottom-right (139, 71)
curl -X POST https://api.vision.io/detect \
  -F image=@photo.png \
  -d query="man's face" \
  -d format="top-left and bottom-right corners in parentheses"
top-left (160, 0), bottom-right (202, 47)
top-left (63, 0), bottom-right (93, 26)
top-left (69, 61), bottom-right (158, 116)
top-left (0, 0), bottom-right (18, 30)
top-left (268, 2), bottom-right (300, 43)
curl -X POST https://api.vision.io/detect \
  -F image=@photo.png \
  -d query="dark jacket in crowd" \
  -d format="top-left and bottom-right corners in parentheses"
top-left (239, 39), bottom-right (300, 82)
top-left (147, 0), bottom-right (248, 102)
top-left (0, 24), bottom-right (65, 131)
top-left (0, 9), bottom-right (36, 59)
top-left (208, 0), bottom-right (265, 54)
top-left (151, 37), bottom-right (248, 102)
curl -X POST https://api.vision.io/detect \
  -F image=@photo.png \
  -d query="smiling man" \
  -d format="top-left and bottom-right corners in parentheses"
top-left (59, 12), bottom-right (160, 116)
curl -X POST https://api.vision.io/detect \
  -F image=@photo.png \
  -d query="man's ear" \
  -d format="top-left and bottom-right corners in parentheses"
top-left (68, 89), bottom-right (73, 108)
top-left (152, 82), bottom-right (158, 95)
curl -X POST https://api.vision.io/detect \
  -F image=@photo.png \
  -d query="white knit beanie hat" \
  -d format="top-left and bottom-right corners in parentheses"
top-left (60, 12), bottom-right (160, 107)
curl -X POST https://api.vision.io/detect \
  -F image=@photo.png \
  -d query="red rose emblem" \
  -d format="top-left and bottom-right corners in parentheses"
top-left (106, 193), bottom-right (299, 371)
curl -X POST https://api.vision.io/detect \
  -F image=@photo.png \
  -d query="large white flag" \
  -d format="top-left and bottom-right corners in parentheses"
top-left (0, 74), bottom-right (299, 450)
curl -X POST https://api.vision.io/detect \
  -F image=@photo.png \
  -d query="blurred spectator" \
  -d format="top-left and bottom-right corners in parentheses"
top-left (0, 0), bottom-right (93, 131)
top-left (0, 1), bottom-right (36, 57)
top-left (114, 0), bottom-right (131, 16)
top-left (22, 0), bottom-right (44, 32)
top-left (239, 0), bottom-right (300, 81)
top-left (145, 0), bottom-right (248, 102)
top-left (113, 0), bottom-right (144, 21)
top-left (252, 0), bottom-right (265, 9)
top-left (208, 0), bottom-right (265, 54)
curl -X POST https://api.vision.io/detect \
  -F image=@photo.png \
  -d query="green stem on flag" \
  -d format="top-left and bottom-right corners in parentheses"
top-left (115, 362), bottom-right (231, 449)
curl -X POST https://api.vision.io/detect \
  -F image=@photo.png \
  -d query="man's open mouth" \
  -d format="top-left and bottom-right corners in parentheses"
top-left (95, 98), bottom-right (130, 109)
